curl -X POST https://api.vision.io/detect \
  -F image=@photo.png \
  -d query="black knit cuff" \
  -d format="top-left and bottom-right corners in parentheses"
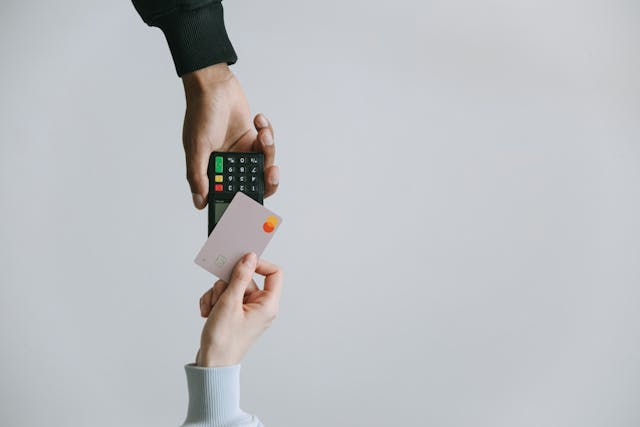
top-left (155, 2), bottom-right (237, 77)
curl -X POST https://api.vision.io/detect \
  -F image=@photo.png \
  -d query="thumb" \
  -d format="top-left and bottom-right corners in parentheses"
top-left (224, 252), bottom-right (257, 301)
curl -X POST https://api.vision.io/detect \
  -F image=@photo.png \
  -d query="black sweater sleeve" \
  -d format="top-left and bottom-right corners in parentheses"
top-left (132, 0), bottom-right (237, 76)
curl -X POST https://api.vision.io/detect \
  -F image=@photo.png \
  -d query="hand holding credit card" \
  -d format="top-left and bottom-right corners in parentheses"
top-left (195, 192), bottom-right (283, 282)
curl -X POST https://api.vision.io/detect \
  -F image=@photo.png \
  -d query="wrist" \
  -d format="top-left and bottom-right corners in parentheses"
top-left (182, 63), bottom-right (233, 96)
top-left (196, 345), bottom-right (238, 368)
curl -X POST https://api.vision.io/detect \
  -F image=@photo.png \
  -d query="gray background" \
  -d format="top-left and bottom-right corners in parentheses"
top-left (1, 0), bottom-right (639, 426)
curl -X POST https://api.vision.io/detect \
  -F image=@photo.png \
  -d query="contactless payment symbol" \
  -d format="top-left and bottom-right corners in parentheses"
top-left (263, 215), bottom-right (278, 233)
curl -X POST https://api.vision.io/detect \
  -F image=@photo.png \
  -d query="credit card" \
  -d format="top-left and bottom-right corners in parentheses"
top-left (194, 191), bottom-right (282, 282)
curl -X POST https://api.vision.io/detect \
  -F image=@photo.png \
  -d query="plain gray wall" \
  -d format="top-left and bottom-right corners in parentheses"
top-left (1, 0), bottom-right (639, 426)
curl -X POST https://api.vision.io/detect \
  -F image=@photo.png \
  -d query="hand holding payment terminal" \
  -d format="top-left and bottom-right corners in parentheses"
top-left (207, 151), bottom-right (265, 235)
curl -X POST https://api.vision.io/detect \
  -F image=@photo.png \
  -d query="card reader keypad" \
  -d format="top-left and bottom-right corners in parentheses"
top-left (208, 151), bottom-right (265, 235)
top-left (210, 153), bottom-right (264, 196)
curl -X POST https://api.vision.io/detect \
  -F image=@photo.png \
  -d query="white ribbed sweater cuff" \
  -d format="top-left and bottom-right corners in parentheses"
top-left (182, 363), bottom-right (244, 425)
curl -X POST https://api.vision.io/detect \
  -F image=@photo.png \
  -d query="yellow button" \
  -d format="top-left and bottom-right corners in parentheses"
top-left (214, 175), bottom-right (223, 183)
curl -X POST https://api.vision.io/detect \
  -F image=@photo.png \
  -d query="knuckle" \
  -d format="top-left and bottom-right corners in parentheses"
top-left (186, 170), bottom-right (201, 185)
top-left (271, 266), bottom-right (283, 280)
top-left (266, 305), bottom-right (279, 321)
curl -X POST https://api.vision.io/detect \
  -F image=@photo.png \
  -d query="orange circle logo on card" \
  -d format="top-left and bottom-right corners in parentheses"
top-left (263, 215), bottom-right (278, 233)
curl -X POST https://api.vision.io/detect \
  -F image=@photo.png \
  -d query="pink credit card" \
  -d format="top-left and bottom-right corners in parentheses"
top-left (194, 192), bottom-right (283, 282)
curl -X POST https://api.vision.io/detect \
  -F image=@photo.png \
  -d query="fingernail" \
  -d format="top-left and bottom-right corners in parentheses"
top-left (269, 172), bottom-right (279, 185)
top-left (256, 114), bottom-right (269, 128)
top-left (262, 132), bottom-right (274, 146)
top-left (244, 252), bottom-right (257, 265)
top-left (192, 193), bottom-right (205, 208)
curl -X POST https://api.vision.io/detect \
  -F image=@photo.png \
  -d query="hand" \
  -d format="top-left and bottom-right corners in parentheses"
top-left (196, 253), bottom-right (283, 367)
top-left (182, 63), bottom-right (280, 209)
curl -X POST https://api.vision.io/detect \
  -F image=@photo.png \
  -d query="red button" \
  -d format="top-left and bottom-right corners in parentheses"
top-left (214, 184), bottom-right (223, 192)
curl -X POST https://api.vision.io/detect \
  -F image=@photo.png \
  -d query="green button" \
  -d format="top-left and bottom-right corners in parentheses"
top-left (214, 156), bottom-right (223, 173)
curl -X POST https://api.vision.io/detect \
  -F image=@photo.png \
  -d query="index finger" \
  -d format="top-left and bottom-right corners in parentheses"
top-left (254, 259), bottom-right (283, 298)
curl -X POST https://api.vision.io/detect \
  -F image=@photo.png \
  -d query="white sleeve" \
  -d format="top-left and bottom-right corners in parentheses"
top-left (180, 364), bottom-right (263, 427)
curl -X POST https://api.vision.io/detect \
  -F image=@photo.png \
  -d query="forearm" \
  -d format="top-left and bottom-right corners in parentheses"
top-left (180, 364), bottom-right (263, 427)
top-left (132, 0), bottom-right (237, 76)
top-left (182, 255), bottom-right (282, 427)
